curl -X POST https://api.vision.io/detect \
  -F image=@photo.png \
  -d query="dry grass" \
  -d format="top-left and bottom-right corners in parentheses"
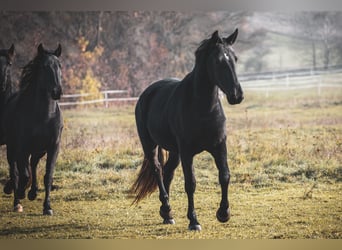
top-left (0, 87), bottom-right (341, 238)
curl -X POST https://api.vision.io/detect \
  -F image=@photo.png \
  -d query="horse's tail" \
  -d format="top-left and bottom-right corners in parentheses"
top-left (130, 146), bottom-right (167, 205)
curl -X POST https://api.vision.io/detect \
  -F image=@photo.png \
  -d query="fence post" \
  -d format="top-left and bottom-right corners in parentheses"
top-left (317, 75), bottom-right (322, 97)
top-left (104, 91), bottom-right (109, 108)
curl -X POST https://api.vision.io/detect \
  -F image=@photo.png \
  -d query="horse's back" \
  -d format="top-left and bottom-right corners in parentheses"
top-left (136, 78), bottom-right (180, 116)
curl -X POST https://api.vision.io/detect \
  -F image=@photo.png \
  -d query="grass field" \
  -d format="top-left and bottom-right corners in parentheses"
top-left (0, 87), bottom-right (341, 239)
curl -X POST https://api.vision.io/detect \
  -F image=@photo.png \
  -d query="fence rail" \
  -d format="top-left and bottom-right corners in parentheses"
top-left (59, 66), bottom-right (342, 107)
top-left (239, 66), bottom-right (342, 97)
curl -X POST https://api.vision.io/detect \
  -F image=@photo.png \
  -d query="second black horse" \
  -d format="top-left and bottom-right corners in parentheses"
top-left (3, 43), bottom-right (63, 215)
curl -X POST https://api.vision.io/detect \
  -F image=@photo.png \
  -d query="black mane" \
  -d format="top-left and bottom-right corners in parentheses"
top-left (19, 56), bottom-right (40, 93)
top-left (19, 49), bottom-right (59, 94)
top-left (194, 37), bottom-right (211, 59)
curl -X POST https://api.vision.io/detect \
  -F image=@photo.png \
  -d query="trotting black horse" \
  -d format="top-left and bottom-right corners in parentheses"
top-left (3, 43), bottom-right (63, 215)
top-left (131, 29), bottom-right (243, 231)
top-left (0, 44), bottom-right (15, 145)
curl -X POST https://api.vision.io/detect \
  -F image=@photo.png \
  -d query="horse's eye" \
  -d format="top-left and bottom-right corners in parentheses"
top-left (234, 56), bottom-right (238, 62)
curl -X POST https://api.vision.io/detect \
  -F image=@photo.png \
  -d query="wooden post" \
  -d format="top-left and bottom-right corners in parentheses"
top-left (104, 91), bottom-right (108, 108)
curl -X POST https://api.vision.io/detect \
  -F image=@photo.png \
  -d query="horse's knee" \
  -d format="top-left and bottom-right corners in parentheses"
top-left (219, 171), bottom-right (230, 185)
top-left (28, 188), bottom-right (38, 201)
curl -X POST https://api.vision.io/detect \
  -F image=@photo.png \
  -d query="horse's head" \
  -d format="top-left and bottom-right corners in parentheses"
top-left (0, 44), bottom-right (14, 92)
top-left (205, 29), bottom-right (243, 105)
top-left (36, 43), bottom-right (63, 100)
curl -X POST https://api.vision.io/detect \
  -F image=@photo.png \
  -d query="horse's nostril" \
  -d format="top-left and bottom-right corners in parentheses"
top-left (52, 88), bottom-right (62, 99)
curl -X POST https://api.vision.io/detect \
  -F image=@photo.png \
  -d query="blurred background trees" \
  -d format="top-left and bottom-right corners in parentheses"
top-left (0, 11), bottom-right (341, 96)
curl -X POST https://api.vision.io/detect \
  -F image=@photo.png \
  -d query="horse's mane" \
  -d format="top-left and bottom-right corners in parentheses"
top-left (19, 56), bottom-right (40, 93)
top-left (195, 37), bottom-right (211, 59)
top-left (0, 52), bottom-right (13, 96)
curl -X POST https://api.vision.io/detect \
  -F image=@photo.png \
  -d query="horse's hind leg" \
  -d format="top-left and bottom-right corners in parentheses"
top-left (144, 146), bottom-right (173, 224)
top-left (160, 151), bottom-right (180, 224)
top-left (28, 152), bottom-right (44, 201)
top-left (136, 133), bottom-right (172, 223)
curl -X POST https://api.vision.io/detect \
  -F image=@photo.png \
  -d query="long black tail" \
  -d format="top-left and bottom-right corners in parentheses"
top-left (130, 147), bottom-right (166, 205)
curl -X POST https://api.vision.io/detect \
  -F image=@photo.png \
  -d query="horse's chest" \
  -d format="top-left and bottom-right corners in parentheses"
top-left (23, 120), bottom-right (59, 150)
top-left (182, 114), bottom-right (226, 148)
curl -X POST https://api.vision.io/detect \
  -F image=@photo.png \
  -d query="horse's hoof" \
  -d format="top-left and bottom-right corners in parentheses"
top-left (163, 218), bottom-right (176, 225)
top-left (28, 190), bottom-right (37, 201)
top-left (160, 207), bottom-right (174, 224)
top-left (43, 209), bottom-right (53, 216)
top-left (188, 224), bottom-right (202, 231)
top-left (13, 204), bottom-right (23, 213)
top-left (3, 182), bottom-right (13, 194)
top-left (216, 208), bottom-right (230, 223)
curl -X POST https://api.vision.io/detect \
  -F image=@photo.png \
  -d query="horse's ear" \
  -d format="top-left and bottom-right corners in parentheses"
top-left (8, 44), bottom-right (15, 59)
top-left (54, 44), bottom-right (62, 57)
top-left (38, 43), bottom-right (45, 54)
top-left (225, 28), bottom-right (238, 45)
top-left (210, 30), bottom-right (222, 44)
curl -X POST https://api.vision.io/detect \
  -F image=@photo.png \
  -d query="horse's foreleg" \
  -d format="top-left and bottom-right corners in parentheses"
top-left (181, 153), bottom-right (201, 231)
top-left (12, 162), bottom-right (23, 212)
top-left (16, 153), bottom-right (30, 200)
top-left (6, 146), bottom-right (23, 212)
top-left (43, 146), bottom-right (59, 215)
top-left (28, 153), bottom-right (44, 201)
top-left (3, 158), bottom-right (15, 195)
top-left (209, 141), bottom-right (231, 223)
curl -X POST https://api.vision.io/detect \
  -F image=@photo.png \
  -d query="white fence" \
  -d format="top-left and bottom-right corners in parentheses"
top-left (59, 90), bottom-right (138, 107)
top-left (59, 66), bottom-right (342, 107)
top-left (240, 66), bottom-right (342, 97)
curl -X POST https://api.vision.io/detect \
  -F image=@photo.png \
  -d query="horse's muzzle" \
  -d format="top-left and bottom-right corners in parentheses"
top-left (227, 93), bottom-right (244, 105)
top-left (51, 87), bottom-right (62, 100)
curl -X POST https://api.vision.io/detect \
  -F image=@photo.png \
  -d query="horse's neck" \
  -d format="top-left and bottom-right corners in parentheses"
top-left (34, 94), bottom-right (58, 119)
top-left (188, 64), bottom-right (220, 111)
top-left (21, 84), bottom-right (58, 119)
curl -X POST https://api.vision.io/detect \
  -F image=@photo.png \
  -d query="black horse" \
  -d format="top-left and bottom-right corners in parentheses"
top-left (0, 44), bottom-right (15, 145)
top-left (3, 43), bottom-right (63, 215)
top-left (131, 29), bottom-right (243, 231)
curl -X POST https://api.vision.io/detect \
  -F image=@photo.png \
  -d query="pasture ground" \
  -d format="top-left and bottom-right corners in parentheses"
top-left (0, 87), bottom-right (341, 239)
